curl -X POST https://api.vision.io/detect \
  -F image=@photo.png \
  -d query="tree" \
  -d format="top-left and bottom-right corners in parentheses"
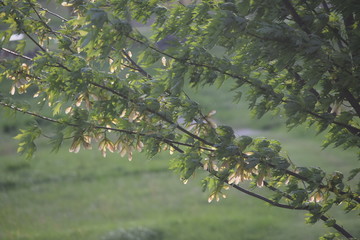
top-left (0, 0), bottom-right (359, 239)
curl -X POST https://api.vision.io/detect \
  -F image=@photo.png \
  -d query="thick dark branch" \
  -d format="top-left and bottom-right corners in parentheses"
top-left (306, 4), bottom-right (358, 116)
top-left (288, 69), bottom-right (336, 114)
top-left (341, 89), bottom-right (360, 117)
top-left (203, 163), bottom-right (306, 210)
top-left (203, 163), bottom-right (355, 239)
top-left (312, 6), bottom-right (360, 116)
top-left (304, 109), bottom-right (360, 136)
top-left (343, 13), bottom-right (355, 37)
top-left (230, 182), bottom-right (304, 210)
top-left (208, 167), bottom-right (355, 240)
top-left (319, 215), bottom-right (354, 239)
top-left (262, 161), bottom-right (360, 204)
top-left (282, 0), bottom-right (311, 34)
top-left (263, 182), bottom-right (355, 239)
top-left (304, 0), bottom-right (348, 47)
top-left (321, 1), bottom-right (330, 13)
top-left (325, 25), bottom-right (348, 47)
top-left (288, 68), bottom-right (322, 99)
top-left (21, 27), bottom-right (47, 53)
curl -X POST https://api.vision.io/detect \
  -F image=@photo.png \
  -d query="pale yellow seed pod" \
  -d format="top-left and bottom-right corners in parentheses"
top-left (161, 56), bottom-right (167, 66)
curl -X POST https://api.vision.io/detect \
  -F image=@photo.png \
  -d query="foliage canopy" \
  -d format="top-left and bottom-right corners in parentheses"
top-left (0, 0), bottom-right (359, 239)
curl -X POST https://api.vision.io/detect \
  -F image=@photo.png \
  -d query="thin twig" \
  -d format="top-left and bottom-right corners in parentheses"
top-left (0, 48), bottom-right (33, 61)
top-left (39, 6), bottom-right (69, 22)
top-left (121, 49), bottom-right (152, 79)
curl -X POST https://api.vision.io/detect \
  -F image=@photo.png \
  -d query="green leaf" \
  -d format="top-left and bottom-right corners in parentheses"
top-left (88, 8), bottom-right (108, 28)
top-left (236, 135), bottom-right (252, 150)
top-left (50, 132), bottom-right (64, 153)
top-left (14, 125), bottom-right (41, 159)
top-left (348, 168), bottom-right (360, 181)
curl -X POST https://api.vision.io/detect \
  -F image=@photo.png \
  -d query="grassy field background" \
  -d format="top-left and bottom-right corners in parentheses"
top-left (1, 82), bottom-right (359, 240)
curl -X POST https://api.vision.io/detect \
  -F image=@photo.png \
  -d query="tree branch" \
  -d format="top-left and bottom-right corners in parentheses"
top-left (341, 88), bottom-right (360, 118)
top-left (6, 5), bottom-right (72, 72)
top-left (260, 160), bottom-right (360, 204)
top-left (39, 6), bottom-right (68, 22)
top-left (0, 101), bottom-right (213, 152)
top-left (319, 215), bottom-right (354, 239)
top-left (262, 181), bottom-right (355, 239)
top-left (282, 0), bottom-right (311, 34)
top-left (3, 32), bottom-right (360, 140)
top-left (1, 44), bottom-right (216, 149)
top-left (127, 35), bottom-right (360, 136)
top-left (121, 49), bottom-right (152, 79)
top-left (304, 108), bottom-right (360, 136)
top-left (11, 0), bottom-right (358, 141)
top-left (0, 48), bottom-right (33, 61)
top-left (303, 0), bottom-right (348, 47)
top-left (89, 81), bottom-right (216, 147)
top-left (205, 166), bottom-right (356, 238)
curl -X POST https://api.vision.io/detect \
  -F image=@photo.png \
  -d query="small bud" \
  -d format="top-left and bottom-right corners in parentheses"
top-left (161, 56), bottom-right (167, 66)
top-left (65, 106), bottom-right (72, 114)
top-left (10, 85), bottom-right (16, 95)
